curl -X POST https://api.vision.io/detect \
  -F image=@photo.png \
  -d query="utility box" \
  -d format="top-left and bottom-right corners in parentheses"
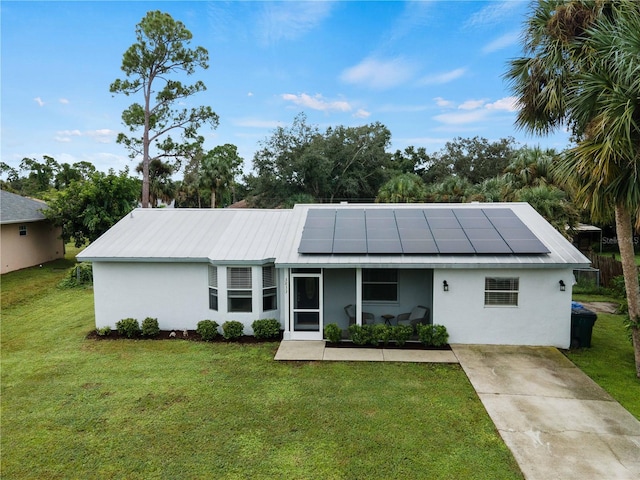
top-left (570, 302), bottom-right (597, 348)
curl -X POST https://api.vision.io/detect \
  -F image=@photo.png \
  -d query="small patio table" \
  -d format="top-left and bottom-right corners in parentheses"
top-left (381, 314), bottom-right (395, 326)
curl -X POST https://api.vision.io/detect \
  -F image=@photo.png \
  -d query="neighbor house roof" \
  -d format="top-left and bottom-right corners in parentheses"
top-left (0, 190), bottom-right (49, 224)
top-left (77, 203), bottom-right (590, 269)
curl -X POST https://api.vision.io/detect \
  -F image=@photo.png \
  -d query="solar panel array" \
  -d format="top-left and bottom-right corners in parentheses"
top-left (297, 208), bottom-right (550, 255)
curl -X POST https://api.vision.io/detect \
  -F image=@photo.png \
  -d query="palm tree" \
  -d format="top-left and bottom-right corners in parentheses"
top-left (200, 144), bottom-right (243, 208)
top-left (376, 173), bottom-right (426, 203)
top-left (506, 0), bottom-right (640, 377)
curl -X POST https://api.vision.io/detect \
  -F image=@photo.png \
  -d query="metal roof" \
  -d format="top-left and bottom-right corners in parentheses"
top-left (0, 189), bottom-right (49, 224)
top-left (276, 203), bottom-right (590, 269)
top-left (77, 208), bottom-right (292, 264)
top-left (78, 203), bottom-right (591, 270)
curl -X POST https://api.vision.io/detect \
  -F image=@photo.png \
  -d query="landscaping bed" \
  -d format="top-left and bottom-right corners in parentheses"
top-left (325, 339), bottom-right (451, 350)
top-left (86, 329), bottom-right (283, 343)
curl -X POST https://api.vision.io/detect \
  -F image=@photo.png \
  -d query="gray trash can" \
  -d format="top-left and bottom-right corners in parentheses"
top-left (570, 302), bottom-right (597, 348)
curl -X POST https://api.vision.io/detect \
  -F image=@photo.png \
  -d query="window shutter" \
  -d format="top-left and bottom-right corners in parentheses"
top-left (228, 267), bottom-right (252, 289)
top-left (208, 266), bottom-right (218, 288)
top-left (262, 266), bottom-right (275, 288)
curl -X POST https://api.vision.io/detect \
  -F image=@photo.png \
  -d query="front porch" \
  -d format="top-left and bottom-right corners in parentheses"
top-left (285, 267), bottom-right (435, 340)
top-left (274, 340), bottom-right (458, 363)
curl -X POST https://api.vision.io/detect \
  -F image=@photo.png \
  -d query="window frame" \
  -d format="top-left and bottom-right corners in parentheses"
top-left (362, 268), bottom-right (398, 303)
top-left (484, 277), bottom-right (519, 307)
top-left (262, 265), bottom-right (277, 312)
top-left (208, 266), bottom-right (218, 311)
top-left (227, 267), bottom-right (253, 313)
top-left (19, 225), bottom-right (27, 236)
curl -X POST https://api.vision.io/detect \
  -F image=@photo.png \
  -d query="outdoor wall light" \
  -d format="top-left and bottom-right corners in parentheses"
top-left (443, 280), bottom-right (449, 292)
top-left (559, 280), bottom-right (566, 291)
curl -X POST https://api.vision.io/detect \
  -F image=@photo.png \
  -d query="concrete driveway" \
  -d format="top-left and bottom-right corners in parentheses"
top-left (452, 345), bottom-right (640, 480)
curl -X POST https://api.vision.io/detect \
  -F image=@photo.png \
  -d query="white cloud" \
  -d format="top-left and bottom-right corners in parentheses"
top-left (247, 92), bottom-right (254, 97)
top-left (53, 129), bottom-right (115, 144)
top-left (341, 57), bottom-right (416, 90)
top-left (482, 31), bottom-right (520, 54)
top-left (352, 109), bottom-right (371, 119)
top-left (234, 117), bottom-right (284, 129)
top-left (485, 96), bottom-right (519, 112)
top-left (419, 68), bottom-right (466, 86)
top-left (434, 97), bottom-right (453, 108)
top-left (34, 97), bottom-right (45, 107)
top-left (281, 93), bottom-right (352, 112)
top-left (433, 110), bottom-right (489, 125)
top-left (59, 98), bottom-right (69, 104)
top-left (465, 1), bottom-right (521, 28)
top-left (458, 99), bottom-right (487, 110)
top-left (257, 2), bottom-right (333, 45)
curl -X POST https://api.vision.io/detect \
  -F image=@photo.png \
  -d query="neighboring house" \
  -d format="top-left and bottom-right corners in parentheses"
top-left (78, 202), bottom-right (590, 348)
top-left (0, 190), bottom-right (65, 274)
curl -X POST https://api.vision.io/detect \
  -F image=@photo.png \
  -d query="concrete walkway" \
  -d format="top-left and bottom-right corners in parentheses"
top-left (453, 345), bottom-right (640, 480)
top-left (274, 340), bottom-right (458, 363)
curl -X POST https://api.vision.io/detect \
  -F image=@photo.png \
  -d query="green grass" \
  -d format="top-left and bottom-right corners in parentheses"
top-left (1, 256), bottom-right (523, 479)
top-left (567, 294), bottom-right (640, 420)
top-left (607, 252), bottom-right (640, 266)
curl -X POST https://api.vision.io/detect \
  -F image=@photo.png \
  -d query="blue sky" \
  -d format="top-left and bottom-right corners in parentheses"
top-left (1, 0), bottom-right (571, 177)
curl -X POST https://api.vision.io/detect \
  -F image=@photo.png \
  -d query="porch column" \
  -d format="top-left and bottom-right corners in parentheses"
top-left (355, 267), bottom-right (362, 326)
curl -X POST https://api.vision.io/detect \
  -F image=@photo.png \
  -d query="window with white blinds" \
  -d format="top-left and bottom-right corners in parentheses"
top-left (228, 267), bottom-right (252, 312)
top-left (208, 266), bottom-right (218, 311)
top-left (484, 277), bottom-right (519, 306)
top-left (262, 265), bottom-right (277, 311)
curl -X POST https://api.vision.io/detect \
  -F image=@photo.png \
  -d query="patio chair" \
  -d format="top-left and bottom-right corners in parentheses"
top-left (396, 305), bottom-right (430, 330)
top-left (344, 304), bottom-right (375, 326)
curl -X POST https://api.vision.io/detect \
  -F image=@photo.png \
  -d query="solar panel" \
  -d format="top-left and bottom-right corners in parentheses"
top-left (298, 207), bottom-right (549, 255)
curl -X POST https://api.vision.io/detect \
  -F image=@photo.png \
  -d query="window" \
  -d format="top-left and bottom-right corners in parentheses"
top-left (19, 226), bottom-right (27, 236)
top-left (262, 265), bottom-right (277, 311)
top-left (484, 277), bottom-right (519, 306)
top-left (363, 269), bottom-right (398, 302)
top-left (208, 266), bottom-right (218, 311)
top-left (227, 267), bottom-right (252, 312)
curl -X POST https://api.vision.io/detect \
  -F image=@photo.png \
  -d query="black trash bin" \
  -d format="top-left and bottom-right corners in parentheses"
top-left (570, 302), bottom-right (597, 348)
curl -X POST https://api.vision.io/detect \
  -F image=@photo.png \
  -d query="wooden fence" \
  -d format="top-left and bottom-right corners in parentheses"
top-left (587, 253), bottom-right (624, 288)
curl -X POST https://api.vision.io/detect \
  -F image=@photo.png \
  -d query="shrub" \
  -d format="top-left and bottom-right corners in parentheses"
top-left (196, 320), bottom-right (219, 341)
top-left (431, 325), bottom-right (449, 347)
top-left (373, 324), bottom-right (393, 346)
top-left (392, 325), bottom-right (413, 346)
top-left (251, 318), bottom-right (281, 340)
top-left (348, 324), bottom-right (373, 346)
top-left (116, 318), bottom-right (141, 338)
top-left (59, 262), bottom-right (93, 288)
top-left (609, 274), bottom-right (640, 299)
top-left (141, 317), bottom-right (160, 337)
top-left (96, 325), bottom-right (111, 336)
top-left (417, 324), bottom-right (449, 347)
top-left (222, 321), bottom-right (244, 340)
top-left (324, 323), bottom-right (343, 344)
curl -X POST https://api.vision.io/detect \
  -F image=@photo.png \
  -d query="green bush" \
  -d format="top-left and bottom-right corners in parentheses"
top-left (416, 324), bottom-right (449, 347)
top-left (323, 323), bottom-right (342, 344)
top-left (222, 321), bottom-right (244, 340)
top-left (58, 262), bottom-right (93, 288)
top-left (392, 325), bottom-right (413, 346)
top-left (116, 318), bottom-right (141, 338)
top-left (196, 320), bottom-right (219, 341)
top-left (96, 325), bottom-right (111, 336)
top-left (141, 317), bottom-right (160, 337)
top-left (251, 318), bottom-right (281, 340)
top-left (348, 324), bottom-right (375, 346)
top-left (609, 274), bottom-right (640, 299)
top-left (373, 324), bottom-right (393, 346)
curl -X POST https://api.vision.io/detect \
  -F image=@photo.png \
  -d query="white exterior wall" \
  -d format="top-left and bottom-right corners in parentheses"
top-left (432, 268), bottom-right (573, 348)
top-left (92, 262), bottom-right (282, 334)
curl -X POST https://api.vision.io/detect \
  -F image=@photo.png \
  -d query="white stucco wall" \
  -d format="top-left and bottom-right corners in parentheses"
top-left (1, 221), bottom-right (64, 274)
top-left (432, 268), bottom-right (574, 348)
top-left (92, 262), bottom-right (282, 334)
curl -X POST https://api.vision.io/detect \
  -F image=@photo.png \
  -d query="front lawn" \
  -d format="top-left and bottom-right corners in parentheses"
top-left (1, 259), bottom-right (522, 479)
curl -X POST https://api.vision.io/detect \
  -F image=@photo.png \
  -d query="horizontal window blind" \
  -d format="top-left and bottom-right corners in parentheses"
top-left (227, 267), bottom-right (252, 289)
